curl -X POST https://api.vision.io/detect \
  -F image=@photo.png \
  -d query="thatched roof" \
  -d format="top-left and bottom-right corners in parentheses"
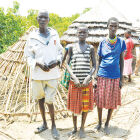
top-left (61, 0), bottom-right (139, 46)
top-left (0, 26), bottom-right (70, 121)
top-left (134, 25), bottom-right (140, 36)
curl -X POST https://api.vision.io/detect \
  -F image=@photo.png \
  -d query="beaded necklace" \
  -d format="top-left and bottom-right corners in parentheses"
top-left (105, 35), bottom-right (117, 50)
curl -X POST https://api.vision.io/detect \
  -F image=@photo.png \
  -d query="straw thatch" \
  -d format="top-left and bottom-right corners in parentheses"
top-left (0, 26), bottom-right (70, 121)
top-left (61, 0), bottom-right (139, 47)
top-left (134, 24), bottom-right (140, 36)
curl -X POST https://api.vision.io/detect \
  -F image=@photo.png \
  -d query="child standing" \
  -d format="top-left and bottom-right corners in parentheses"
top-left (94, 17), bottom-right (126, 135)
top-left (66, 24), bottom-right (96, 138)
top-left (123, 29), bottom-right (134, 82)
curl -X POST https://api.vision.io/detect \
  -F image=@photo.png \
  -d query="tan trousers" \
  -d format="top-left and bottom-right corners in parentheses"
top-left (32, 79), bottom-right (58, 104)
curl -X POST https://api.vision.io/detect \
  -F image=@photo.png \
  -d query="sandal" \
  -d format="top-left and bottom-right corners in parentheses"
top-left (67, 130), bottom-right (77, 137)
top-left (34, 124), bottom-right (48, 134)
top-left (51, 127), bottom-right (60, 140)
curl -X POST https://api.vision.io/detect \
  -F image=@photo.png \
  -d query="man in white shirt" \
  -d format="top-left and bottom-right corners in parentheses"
top-left (24, 10), bottom-right (63, 139)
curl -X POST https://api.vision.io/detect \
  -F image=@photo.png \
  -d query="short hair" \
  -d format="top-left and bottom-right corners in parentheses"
top-left (38, 9), bottom-right (49, 16)
top-left (107, 17), bottom-right (119, 27)
top-left (125, 29), bottom-right (131, 35)
top-left (77, 24), bottom-right (88, 31)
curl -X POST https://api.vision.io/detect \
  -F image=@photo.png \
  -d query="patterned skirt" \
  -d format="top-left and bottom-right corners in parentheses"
top-left (61, 64), bottom-right (71, 90)
top-left (67, 80), bottom-right (94, 115)
top-left (94, 77), bottom-right (121, 109)
top-left (61, 68), bottom-right (70, 90)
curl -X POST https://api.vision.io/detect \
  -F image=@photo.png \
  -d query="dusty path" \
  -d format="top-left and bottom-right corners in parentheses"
top-left (0, 75), bottom-right (140, 140)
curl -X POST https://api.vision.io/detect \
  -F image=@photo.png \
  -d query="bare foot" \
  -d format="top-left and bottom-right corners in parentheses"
top-left (95, 124), bottom-right (102, 131)
top-left (67, 129), bottom-right (77, 137)
top-left (104, 125), bottom-right (110, 135)
top-left (51, 126), bottom-right (60, 140)
top-left (78, 128), bottom-right (86, 138)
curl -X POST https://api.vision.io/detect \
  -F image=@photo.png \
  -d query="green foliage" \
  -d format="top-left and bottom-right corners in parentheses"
top-left (0, 1), bottom-right (82, 53)
top-left (13, 1), bottom-right (20, 14)
top-left (0, 5), bottom-right (27, 53)
top-left (82, 8), bottom-right (91, 14)
top-left (48, 13), bottom-right (80, 36)
top-left (27, 9), bottom-right (38, 27)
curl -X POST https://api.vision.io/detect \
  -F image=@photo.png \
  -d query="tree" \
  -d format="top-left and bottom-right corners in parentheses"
top-left (0, 4), bottom-right (27, 53)
top-left (13, 1), bottom-right (20, 14)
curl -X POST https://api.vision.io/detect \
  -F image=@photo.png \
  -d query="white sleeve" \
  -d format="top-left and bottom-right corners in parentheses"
top-left (56, 34), bottom-right (63, 64)
top-left (24, 37), bottom-right (36, 70)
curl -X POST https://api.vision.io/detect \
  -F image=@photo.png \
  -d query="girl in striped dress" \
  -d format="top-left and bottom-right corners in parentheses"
top-left (94, 17), bottom-right (126, 134)
top-left (66, 24), bottom-right (96, 138)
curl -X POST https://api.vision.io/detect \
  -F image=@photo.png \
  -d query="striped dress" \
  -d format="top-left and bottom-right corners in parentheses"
top-left (67, 43), bottom-right (94, 115)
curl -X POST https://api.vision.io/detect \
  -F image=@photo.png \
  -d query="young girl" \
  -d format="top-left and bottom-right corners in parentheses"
top-left (94, 17), bottom-right (126, 134)
top-left (66, 24), bottom-right (96, 138)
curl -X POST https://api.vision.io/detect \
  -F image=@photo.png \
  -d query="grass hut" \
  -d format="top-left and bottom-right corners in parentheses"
top-left (0, 26), bottom-right (70, 121)
top-left (61, 0), bottom-right (139, 49)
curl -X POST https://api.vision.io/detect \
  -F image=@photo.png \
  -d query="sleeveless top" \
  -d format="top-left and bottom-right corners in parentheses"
top-left (71, 43), bottom-right (91, 83)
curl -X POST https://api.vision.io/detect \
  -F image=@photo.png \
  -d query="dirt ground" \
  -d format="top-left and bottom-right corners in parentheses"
top-left (0, 75), bottom-right (140, 140)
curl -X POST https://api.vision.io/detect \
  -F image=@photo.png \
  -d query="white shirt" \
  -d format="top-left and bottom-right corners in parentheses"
top-left (24, 27), bottom-right (63, 80)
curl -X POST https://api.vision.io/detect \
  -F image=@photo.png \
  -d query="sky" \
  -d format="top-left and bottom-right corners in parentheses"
top-left (0, 0), bottom-right (140, 24)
